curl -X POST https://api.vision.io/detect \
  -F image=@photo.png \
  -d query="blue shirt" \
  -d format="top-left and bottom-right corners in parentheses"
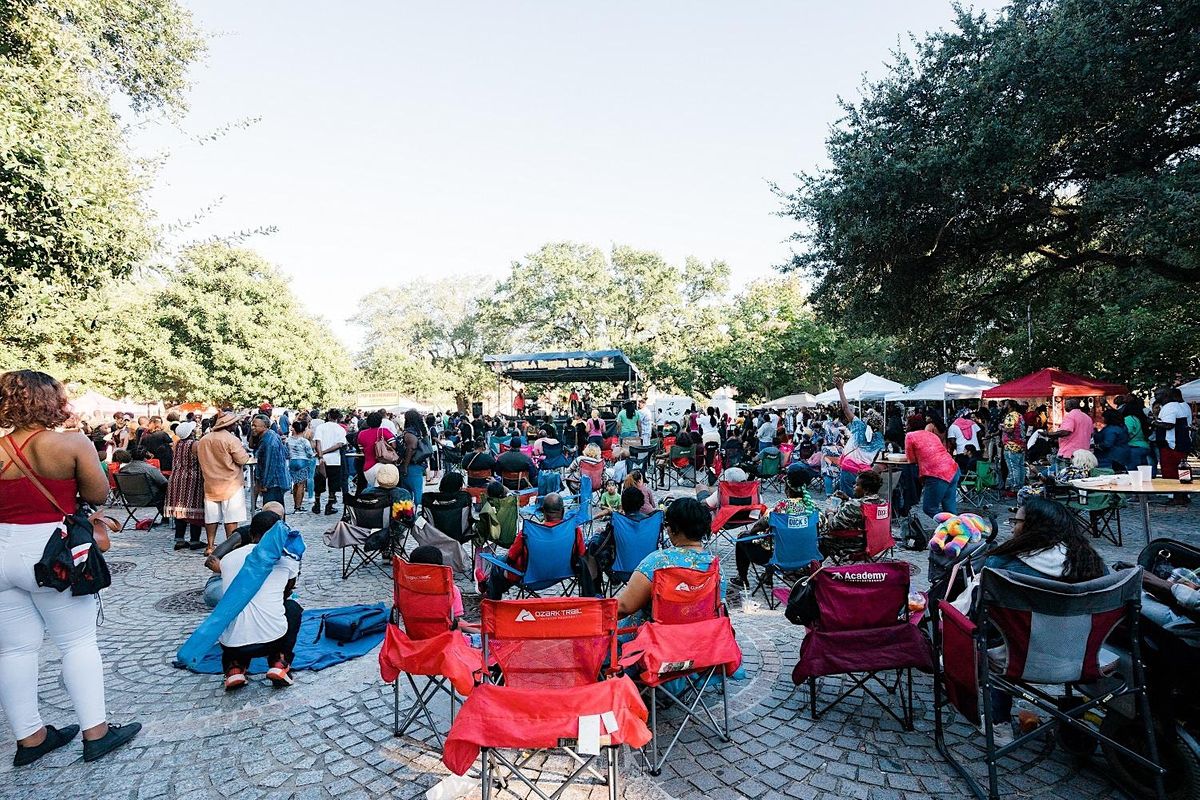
top-left (254, 429), bottom-right (291, 490)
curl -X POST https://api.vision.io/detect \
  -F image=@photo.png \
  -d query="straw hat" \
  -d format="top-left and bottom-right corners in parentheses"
top-left (375, 463), bottom-right (400, 489)
top-left (211, 411), bottom-right (244, 431)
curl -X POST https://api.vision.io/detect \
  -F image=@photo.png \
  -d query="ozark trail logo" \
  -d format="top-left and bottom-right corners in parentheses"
top-left (515, 609), bottom-right (536, 622)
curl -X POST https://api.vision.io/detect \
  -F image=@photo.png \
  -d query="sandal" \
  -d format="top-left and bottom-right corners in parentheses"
top-left (203, 547), bottom-right (214, 557)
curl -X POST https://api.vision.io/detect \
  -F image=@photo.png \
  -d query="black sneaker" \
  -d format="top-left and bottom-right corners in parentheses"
top-left (731, 576), bottom-right (748, 589)
top-left (13, 724), bottom-right (78, 767)
top-left (173, 540), bottom-right (189, 551)
top-left (311, 502), bottom-right (320, 514)
top-left (82, 722), bottom-right (141, 763)
top-left (324, 505), bottom-right (337, 515)
top-left (188, 540), bottom-right (206, 550)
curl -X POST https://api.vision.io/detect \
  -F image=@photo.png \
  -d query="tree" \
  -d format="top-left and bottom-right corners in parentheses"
top-left (779, 0), bottom-right (1200, 380)
top-left (351, 277), bottom-right (506, 411)
top-left (147, 244), bottom-right (355, 406)
top-left (1, 0), bottom-right (204, 294)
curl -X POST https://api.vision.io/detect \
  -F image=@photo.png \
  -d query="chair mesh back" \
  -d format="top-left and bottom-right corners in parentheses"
top-left (769, 510), bottom-right (823, 569)
top-left (114, 471), bottom-right (155, 506)
top-left (862, 502), bottom-right (893, 557)
top-left (345, 497), bottom-right (390, 529)
top-left (813, 561), bottom-right (909, 632)
top-left (651, 561), bottom-right (721, 625)
top-left (580, 459), bottom-right (605, 487)
top-left (392, 557), bottom-right (455, 640)
top-left (466, 468), bottom-right (493, 488)
top-left (980, 567), bottom-right (1140, 684)
top-left (482, 598), bottom-right (617, 688)
top-left (521, 517), bottom-right (577, 586)
top-left (759, 452), bottom-right (781, 476)
top-left (423, 492), bottom-right (471, 540)
top-left (611, 511), bottom-right (664, 574)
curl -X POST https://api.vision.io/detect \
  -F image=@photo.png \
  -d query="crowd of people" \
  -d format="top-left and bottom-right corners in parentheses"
top-left (2, 365), bottom-right (1199, 779)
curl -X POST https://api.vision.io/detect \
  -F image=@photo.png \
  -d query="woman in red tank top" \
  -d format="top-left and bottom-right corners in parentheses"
top-left (0, 370), bottom-right (140, 765)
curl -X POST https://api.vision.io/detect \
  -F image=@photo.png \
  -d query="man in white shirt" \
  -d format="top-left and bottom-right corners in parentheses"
top-left (1156, 387), bottom-right (1194, 506)
top-left (218, 510), bottom-right (303, 690)
top-left (637, 400), bottom-right (653, 445)
top-left (380, 411), bottom-right (399, 436)
top-left (312, 408), bottom-right (348, 515)
top-left (756, 417), bottom-right (776, 452)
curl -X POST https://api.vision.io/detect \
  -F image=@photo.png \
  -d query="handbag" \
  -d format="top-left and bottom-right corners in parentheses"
top-left (373, 432), bottom-right (400, 465)
top-left (0, 437), bottom-right (111, 596)
top-left (784, 566), bottom-right (823, 626)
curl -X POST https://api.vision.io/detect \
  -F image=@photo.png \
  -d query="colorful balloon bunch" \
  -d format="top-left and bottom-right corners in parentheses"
top-left (929, 512), bottom-right (990, 557)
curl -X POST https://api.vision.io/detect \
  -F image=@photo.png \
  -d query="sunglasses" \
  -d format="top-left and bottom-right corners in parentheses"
top-left (1007, 516), bottom-right (1025, 524)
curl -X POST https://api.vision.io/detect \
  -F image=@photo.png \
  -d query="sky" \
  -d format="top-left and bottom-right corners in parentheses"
top-left (132, 1), bottom-right (1007, 348)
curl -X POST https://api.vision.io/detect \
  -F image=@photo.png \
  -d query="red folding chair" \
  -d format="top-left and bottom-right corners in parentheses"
top-left (442, 598), bottom-right (652, 799)
top-left (822, 501), bottom-right (894, 564)
top-left (708, 480), bottom-right (767, 547)
top-left (578, 459), bottom-right (605, 500)
top-left (378, 557), bottom-right (480, 747)
top-left (619, 561), bottom-right (741, 775)
top-left (792, 561), bottom-right (932, 730)
top-left (465, 468), bottom-right (493, 504)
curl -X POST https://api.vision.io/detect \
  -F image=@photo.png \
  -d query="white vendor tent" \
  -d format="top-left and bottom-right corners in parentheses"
top-left (69, 390), bottom-right (156, 418)
top-left (885, 373), bottom-right (998, 403)
top-left (1181, 379), bottom-right (1200, 403)
top-left (812, 372), bottom-right (905, 404)
top-left (762, 392), bottom-right (818, 408)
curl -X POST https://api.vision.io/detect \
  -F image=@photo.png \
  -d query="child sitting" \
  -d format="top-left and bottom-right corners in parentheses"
top-left (595, 479), bottom-right (622, 518)
top-left (407, 546), bottom-right (477, 634)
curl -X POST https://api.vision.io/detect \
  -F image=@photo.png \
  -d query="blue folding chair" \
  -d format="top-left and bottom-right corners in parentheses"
top-left (736, 510), bottom-right (822, 609)
top-left (606, 511), bottom-right (664, 595)
top-left (539, 441), bottom-right (570, 472)
top-left (482, 510), bottom-right (583, 599)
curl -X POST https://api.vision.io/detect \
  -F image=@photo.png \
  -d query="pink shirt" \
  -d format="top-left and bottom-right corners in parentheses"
top-left (904, 430), bottom-right (959, 483)
top-left (356, 427), bottom-right (394, 472)
top-left (1056, 409), bottom-right (1095, 458)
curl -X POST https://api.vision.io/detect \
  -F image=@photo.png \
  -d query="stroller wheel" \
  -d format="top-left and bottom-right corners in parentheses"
top-left (1101, 714), bottom-right (1200, 800)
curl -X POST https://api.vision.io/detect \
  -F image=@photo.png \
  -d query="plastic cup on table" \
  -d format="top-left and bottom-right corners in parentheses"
top-left (1138, 465), bottom-right (1153, 483)
top-left (1128, 470), bottom-right (1141, 486)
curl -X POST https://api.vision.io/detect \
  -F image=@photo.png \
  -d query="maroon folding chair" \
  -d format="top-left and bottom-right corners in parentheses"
top-left (792, 561), bottom-right (932, 730)
top-left (618, 561), bottom-right (742, 774)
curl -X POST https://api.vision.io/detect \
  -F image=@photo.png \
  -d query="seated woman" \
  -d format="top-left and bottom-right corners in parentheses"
top-left (980, 497), bottom-right (1107, 744)
top-left (622, 470), bottom-right (656, 515)
top-left (564, 443), bottom-right (604, 494)
top-left (616, 498), bottom-right (721, 629)
top-left (733, 468), bottom-right (817, 588)
top-left (817, 469), bottom-right (886, 562)
top-left (529, 425), bottom-right (559, 458)
top-left (1093, 409), bottom-right (1131, 471)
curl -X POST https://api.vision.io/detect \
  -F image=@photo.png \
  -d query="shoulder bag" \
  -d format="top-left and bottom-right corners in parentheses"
top-left (0, 437), bottom-right (111, 596)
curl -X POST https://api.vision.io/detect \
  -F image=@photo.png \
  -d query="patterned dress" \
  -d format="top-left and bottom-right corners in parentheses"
top-left (165, 438), bottom-right (205, 523)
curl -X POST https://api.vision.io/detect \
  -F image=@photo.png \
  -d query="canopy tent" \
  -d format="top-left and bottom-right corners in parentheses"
top-left (761, 392), bottom-right (818, 408)
top-left (981, 368), bottom-right (1127, 399)
top-left (812, 372), bottom-right (905, 404)
top-left (69, 390), bottom-right (156, 418)
top-left (1180, 379), bottom-right (1200, 403)
top-left (885, 373), bottom-right (997, 402)
top-left (482, 350), bottom-right (641, 385)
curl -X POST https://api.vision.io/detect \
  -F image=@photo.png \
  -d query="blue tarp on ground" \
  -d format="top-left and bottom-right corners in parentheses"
top-left (176, 603), bottom-right (387, 674)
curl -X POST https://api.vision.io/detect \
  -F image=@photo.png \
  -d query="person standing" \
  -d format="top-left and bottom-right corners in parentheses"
top-left (196, 411), bottom-right (250, 555)
top-left (1122, 396), bottom-right (1153, 470)
top-left (1000, 400), bottom-right (1027, 497)
top-left (166, 422), bottom-right (206, 551)
top-left (312, 409), bottom-right (348, 515)
top-left (0, 370), bottom-right (140, 765)
top-left (1049, 399), bottom-right (1095, 472)
top-left (140, 416), bottom-right (173, 472)
top-left (399, 409), bottom-right (429, 507)
top-left (1155, 387), bottom-right (1194, 506)
top-left (905, 426), bottom-right (961, 516)
top-left (251, 415), bottom-right (290, 507)
top-left (285, 421), bottom-right (315, 515)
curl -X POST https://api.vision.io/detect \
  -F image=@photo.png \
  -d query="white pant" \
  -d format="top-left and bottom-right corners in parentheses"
top-left (204, 489), bottom-right (248, 525)
top-left (0, 522), bottom-right (107, 739)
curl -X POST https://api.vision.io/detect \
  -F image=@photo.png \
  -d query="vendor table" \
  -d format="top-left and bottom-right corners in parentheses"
top-left (1068, 478), bottom-right (1200, 545)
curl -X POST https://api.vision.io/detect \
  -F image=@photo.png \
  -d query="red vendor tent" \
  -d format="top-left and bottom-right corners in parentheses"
top-left (981, 368), bottom-right (1128, 400)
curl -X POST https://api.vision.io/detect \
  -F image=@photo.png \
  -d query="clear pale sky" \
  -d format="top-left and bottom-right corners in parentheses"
top-left (132, 1), bottom-right (1005, 347)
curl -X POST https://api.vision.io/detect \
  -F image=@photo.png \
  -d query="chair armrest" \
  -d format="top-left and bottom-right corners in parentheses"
top-left (479, 552), bottom-right (524, 577)
top-left (735, 532), bottom-right (773, 544)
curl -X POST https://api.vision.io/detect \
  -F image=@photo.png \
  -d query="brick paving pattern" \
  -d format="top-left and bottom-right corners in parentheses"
top-left (1, 480), bottom-right (1195, 799)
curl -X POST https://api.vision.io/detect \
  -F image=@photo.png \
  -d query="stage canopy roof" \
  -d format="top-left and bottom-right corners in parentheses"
top-left (981, 368), bottom-right (1127, 399)
top-left (885, 372), bottom-right (998, 402)
top-left (483, 349), bottom-right (641, 384)
top-left (761, 392), bottom-right (817, 408)
top-left (812, 372), bottom-right (906, 404)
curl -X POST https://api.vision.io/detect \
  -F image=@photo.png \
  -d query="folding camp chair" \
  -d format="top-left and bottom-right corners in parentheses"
top-left (464, 468), bottom-right (493, 503)
top-left (661, 445), bottom-right (696, 489)
top-left (792, 561), bottom-right (932, 730)
top-left (757, 451), bottom-right (784, 493)
top-left (821, 501), bottom-right (894, 564)
top-left (618, 561), bottom-right (741, 775)
top-left (708, 480), bottom-right (768, 548)
top-left (958, 460), bottom-right (1000, 507)
top-left (481, 513), bottom-right (583, 598)
top-left (422, 491), bottom-right (473, 545)
top-left (323, 493), bottom-right (392, 579)
top-left (605, 511), bottom-right (664, 595)
top-left (499, 470), bottom-right (533, 492)
top-left (575, 459), bottom-right (605, 500)
top-left (538, 441), bottom-right (570, 473)
top-left (1066, 467), bottom-right (1126, 546)
top-left (111, 470), bottom-right (165, 530)
top-left (378, 557), bottom-right (479, 747)
top-left (735, 509), bottom-right (822, 609)
top-left (932, 567), bottom-right (1164, 800)
top-left (440, 443), bottom-right (464, 474)
top-left (624, 445), bottom-right (655, 480)
top-left (442, 597), bottom-right (651, 800)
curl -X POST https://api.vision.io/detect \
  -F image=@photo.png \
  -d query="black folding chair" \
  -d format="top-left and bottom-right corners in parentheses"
top-left (324, 493), bottom-right (393, 579)
top-left (112, 471), bottom-right (165, 530)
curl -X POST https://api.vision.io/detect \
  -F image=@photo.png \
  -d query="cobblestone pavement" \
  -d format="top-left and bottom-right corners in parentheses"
top-left (1, 479), bottom-right (1196, 799)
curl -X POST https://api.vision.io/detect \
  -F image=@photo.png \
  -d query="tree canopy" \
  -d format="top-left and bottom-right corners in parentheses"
top-left (779, 0), bottom-right (1200, 384)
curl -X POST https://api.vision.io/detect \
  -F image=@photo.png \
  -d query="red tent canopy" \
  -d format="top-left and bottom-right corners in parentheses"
top-left (981, 368), bottom-right (1128, 399)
